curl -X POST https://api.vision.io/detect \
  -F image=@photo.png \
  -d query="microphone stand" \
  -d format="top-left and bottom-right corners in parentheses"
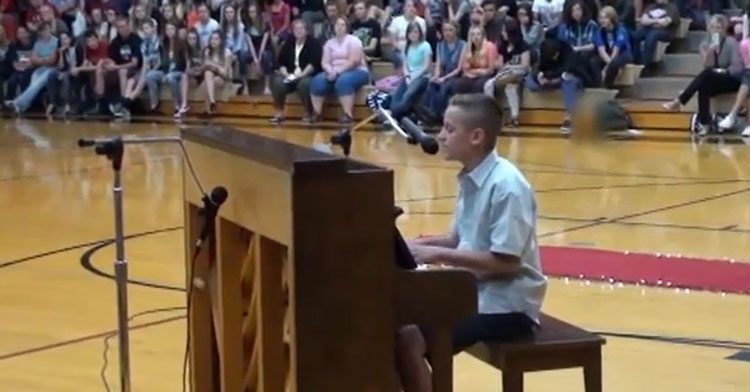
top-left (78, 135), bottom-right (203, 392)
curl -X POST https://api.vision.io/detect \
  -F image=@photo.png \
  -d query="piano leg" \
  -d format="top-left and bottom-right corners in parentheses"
top-left (425, 329), bottom-right (454, 392)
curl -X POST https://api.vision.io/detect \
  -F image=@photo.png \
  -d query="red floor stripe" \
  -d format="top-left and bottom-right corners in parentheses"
top-left (540, 246), bottom-right (750, 294)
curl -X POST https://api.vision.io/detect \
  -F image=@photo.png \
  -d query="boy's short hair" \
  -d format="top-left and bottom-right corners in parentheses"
top-left (325, 0), bottom-right (338, 8)
top-left (84, 29), bottom-right (98, 39)
top-left (447, 94), bottom-right (502, 152)
top-left (141, 19), bottom-right (155, 29)
top-left (482, 0), bottom-right (496, 8)
top-left (353, 0), bottom-right (368, 8)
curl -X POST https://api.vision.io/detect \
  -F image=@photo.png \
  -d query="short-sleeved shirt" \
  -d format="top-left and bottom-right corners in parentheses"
top-left (643, 2), bottom-right (680, 34)
top-left (323, 34), bottom-right (367, 73)
top-left (437, 39), bottom-right (465, 75)
top-left (351, 18), bottom-right (382, 57)
top-left (140, 35), bottom-right (161, 69)
top-left (33, 36), bottom-right (59, 59)
top-left (195, 18), bottom-right (220, 48)
top-left (109, 33), bottom-right (142, 66)
top-left (498, 40), bottom-right (529, 65)
top-left (405, 40), bottom-right (432, 76)
top-left (450, 151), bottom-right (547, 323)
top-left (593, 24), bottom-right (631, 57)
top-left (532, 0), bottom-right (565, 28)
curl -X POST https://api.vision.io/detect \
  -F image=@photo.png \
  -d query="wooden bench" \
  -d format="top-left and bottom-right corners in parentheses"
top-left (613, 64), bottom-right (644, 86)
top-left (465, 313), bottom-right (606, 392)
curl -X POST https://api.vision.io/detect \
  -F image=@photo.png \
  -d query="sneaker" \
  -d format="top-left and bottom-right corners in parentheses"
top-left (718, 114), bottom-right (736, 130)
top-left (742, 125), bottom-right (750, 137)
top-left (560, 118), bottom-right (572, 134)
top-left (269, 114), bottom-right (284, 124)
top-left (696, 122), bottom-right (709, 136)
top-left (120, 107), bottom-right (131, 120)
top-left (109, 103), bottom-right (123, 117)
top-left (173, 108), bottom-right (181, 119)
top-left (178, 104), bottom-right (189, 115)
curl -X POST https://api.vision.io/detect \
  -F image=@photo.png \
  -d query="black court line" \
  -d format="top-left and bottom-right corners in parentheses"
top-left (0, 314), bottom-right (185, 362)
top-left (538, 186), bottom-right (750, 238)
top-left (0, 226), bottom-right (183, 270)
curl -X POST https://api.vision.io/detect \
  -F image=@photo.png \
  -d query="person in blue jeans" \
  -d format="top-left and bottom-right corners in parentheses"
top-left (524, 38), bottom-right (596, 133)
top-left (593, 6), bottom-right (633, 89)
top-left (425, 22), bottom-right (465, 121)
top-left (389, 22), bottom-right (431, 120)
top-left (631, 0), bottom-right (679, 74)
top-left (6, 22), bottom-right (58, 114)
top-left (310, 17), bottom-right (370, 124)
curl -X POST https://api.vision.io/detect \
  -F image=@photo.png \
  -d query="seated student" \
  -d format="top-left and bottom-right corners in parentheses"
top-left (267, 0), bottom-right (292, 45)
top-left (396, 93), bottom-right (548, 392)
top-left (387, 0), bottom-right (427, 58)
top-left (601, 0), bottom-right (636, 29)
top-left (453, 26), bottom-right (498, 94)
top-left (106, 17), bottom-right (143, 117)
top-left (5, 22), bottom-right (58, 115)
top-left (351, 0), bottom-right (382, 60)
top-left (269, 19), bottom-right (323, 124)
top-left (310, 16), bottom-right (370, 125)
top-left (556, 0), bottom-right (598, 60)
top-left (425, 21), bottom-right (465, 118)
top-left (484, 19), bottom-right (531, 127)
top-left (247, 3), bottom-right (274, 94)
top-left (631, 0), bottom-right (679, 73)
top-left (47, 31), bottom-right (84, 116)
top-left (719, 12), bottom-right (750, 136)
top-left (0, 25), bottom-right (10, 98)
top-left (221, 4), bottom-right (251, 94)
top-left (161, 21), bottom-right (190, 118)
top-left (482, 0), bottom-right (505, 43)
top-left (186, 29), bottom-right (204, 87)
top-left (459, 5), bottom-right (485, 41)
top-left (517, 3), bottom-right (543, 53)
top-left (120, 20), bottom-right (163, 117)
top-left (4, 26), bottom-right (34, 105)
top-left (319, 1), bottom-right (339, 42)
top-left (389, 22), bottom-right (431, 120)
top-left (194, 3), bottom-right (220, 49)
top-left (524, 38), bottom-right (598, 133)
top-left (532, 0), bottom-right (565, 31)
top-left (593, 6), bottom-right (632, 89)
top-left (662, 15), bottom-right (741, 135)
top-left (131, 3), bottom-right (159, 39)
top-left (79, 30), bottom-right (111, 115)
top-left (39, 4), bottom-right (69, 36)
top-left (201, 30), bottom-right (232, 115)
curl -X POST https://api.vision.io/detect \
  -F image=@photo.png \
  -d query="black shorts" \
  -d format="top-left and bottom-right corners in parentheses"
top-left (451, 312), bottom-right (536, 353)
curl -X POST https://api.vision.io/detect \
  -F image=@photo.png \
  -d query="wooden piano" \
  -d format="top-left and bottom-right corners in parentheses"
top-left (181, 126), bottom-right (476, 392)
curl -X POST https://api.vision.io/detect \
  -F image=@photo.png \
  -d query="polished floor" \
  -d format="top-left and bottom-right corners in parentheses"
top-left (0, 118), bottom-right (749, 391)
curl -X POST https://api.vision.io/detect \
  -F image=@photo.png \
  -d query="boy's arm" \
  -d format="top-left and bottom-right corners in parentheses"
top-left (412, 246), bottom-right (521, 276)
top-left (409, 232), bottom-right (459, 248)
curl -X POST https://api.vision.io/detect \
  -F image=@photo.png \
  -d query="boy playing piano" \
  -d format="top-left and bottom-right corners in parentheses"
top-left (398, 94), bottom-right (548, 392)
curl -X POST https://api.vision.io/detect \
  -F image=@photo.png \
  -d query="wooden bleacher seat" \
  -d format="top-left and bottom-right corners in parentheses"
top-left (465, 313), bottom-right (606, 392)
top-left (613, 64), bottom-right (644, 86)
top-left (156, 80), bottom-right (241, 102)
top-left (371, 60), bottom-right (396, 81)
top-left (521, 88), bottom-right (618, 110)
top-left (653, 41), bottom-right (671, 63)
top-left (677, 18), bottom-right (692, 39)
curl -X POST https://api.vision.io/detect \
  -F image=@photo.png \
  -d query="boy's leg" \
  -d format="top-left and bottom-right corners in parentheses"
top-left (396, 325), bottom-right (432, 392)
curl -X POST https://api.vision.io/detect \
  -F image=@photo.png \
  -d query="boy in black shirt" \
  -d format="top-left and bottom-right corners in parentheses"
top-left (5, 26), bottom-right (34, 103)
top-left (350, 0), bottom-right (381, 59)
top-left (106, 16), bottom-right (142, 116)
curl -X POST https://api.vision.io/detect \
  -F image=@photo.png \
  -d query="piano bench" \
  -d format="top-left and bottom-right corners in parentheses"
top-left (465, 313), bottom-right (606, 392)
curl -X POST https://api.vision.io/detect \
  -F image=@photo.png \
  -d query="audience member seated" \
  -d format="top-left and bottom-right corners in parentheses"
top-left (518, 3), bottom-right (543, 53)
top-left (221, 4), bottom-right (251, 94)
top-left (319, 1), bottom-right (339, 41)
top-left (631, 0), bottom-right (679, 74)
top-left (247, 3), bottom-right (274, 94)
top-left (525, 38), bottom-right (597, 133)
top-left (5, 22), bottom-right (57, 115)
top-left (389, 21), bottom-right (431, 119)
top-left (107, 17), bottom-right (143, 117)
top-left (131, 3), bottom-right (159, 39)
top-left (269, 19), bottom-right (322, 124)
top-left (121, 20), bottom-right (162, 117)
top-left (351, 0), bottom-right (382, 60)
top-left (194, 4), bottom-right (220, 48)
top-left (663, 15), bottom-right (742, 135)
top-left (0, 24), bottom-right (10, 99)
top-left (201, 31), bottom-right (232, 115)
top-left (290, 0), bottom-right (325, 33)
top-left (48, 31), bottom-right (83, 116)
top-left (453, 26), bottom-right (497, 94)
top-left (532, 0), bottom-right (565, 31)
top-left (719, 14), bottom-right (750, 136)
top-left (557, 0), bottom-right (598, 62)
top-left (39, 4), bottom-right (69, 36)
top-left (160, 21), bottom-right (190, 118)
top-left (161, 3), bottom-right (184, 30)
top-left (267, 0), bottom-right (292, 45)
top-left (186, 28), bottom-right (204, 86)
top-left (601, 0), bottom-right (635, 29)
top-left (310, 16), bottom-right (370, 124)
top-left (593, 6), bottom-right (632, 89)
top-left (80, 30), bottom-right (110, 115)
top-left (485, 19), bottom-right (531, 127)
top-left (387, 0), bottom-right (427, 60)
top-left (460, 5), bottom-right (485, 41)
top-left (425, 21), bottom-right (465, 118)
top-left (482, 0), bottom-right (506, 42)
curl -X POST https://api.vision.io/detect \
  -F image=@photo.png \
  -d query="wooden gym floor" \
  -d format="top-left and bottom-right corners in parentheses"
top-left (0, 118), bottom-right (749, 391)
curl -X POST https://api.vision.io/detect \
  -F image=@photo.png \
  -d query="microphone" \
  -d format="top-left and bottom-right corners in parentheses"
top-left (195, 186), bottom-right (228, 249)
top-left (401, 117), bottom-right (439, 155)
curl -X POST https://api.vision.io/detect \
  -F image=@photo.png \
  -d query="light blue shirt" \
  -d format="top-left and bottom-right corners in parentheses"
top-left (405, 40), bottom-right (432, 78)
top-left (451, 151), bottom-right (547, 323)
top-left (33, 36), bottom-right (59, 59)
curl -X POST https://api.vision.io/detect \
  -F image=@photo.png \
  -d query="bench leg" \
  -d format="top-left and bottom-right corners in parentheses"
top-left (583, 357), bottom-right (602, 392)
top-left (502, 369), bottom-right (523, 392)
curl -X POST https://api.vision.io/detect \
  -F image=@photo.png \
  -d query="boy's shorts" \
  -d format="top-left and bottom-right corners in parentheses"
top-left (451, 312), bottom-right (536, 353)
top-left (741, 69), bottom-right (750, 87)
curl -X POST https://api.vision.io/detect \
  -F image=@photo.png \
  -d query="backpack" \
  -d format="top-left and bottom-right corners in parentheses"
top-left (593, 99), bottom-right (632, 132)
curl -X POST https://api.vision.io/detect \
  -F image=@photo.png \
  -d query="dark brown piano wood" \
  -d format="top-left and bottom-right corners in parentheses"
top-left (466, 313), bottom-right (605, 392)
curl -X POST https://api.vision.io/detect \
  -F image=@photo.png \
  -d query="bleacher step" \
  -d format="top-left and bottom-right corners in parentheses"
top-left (621, 76), bottom-right (692, 100)
top-left (668, 31), bottom-right (707, 54)
top-left (662, 53), bottom-right (703, 76)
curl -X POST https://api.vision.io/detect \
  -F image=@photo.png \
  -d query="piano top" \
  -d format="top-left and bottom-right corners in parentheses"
top-left (181, 125), bottom-right (388, 175)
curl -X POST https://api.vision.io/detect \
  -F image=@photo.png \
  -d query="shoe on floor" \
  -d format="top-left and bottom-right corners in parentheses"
top-left (718, 114), bottom-right (736, 130)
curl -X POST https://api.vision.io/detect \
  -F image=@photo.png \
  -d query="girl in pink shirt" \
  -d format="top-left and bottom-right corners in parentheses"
top-left (267, 0), bottom-right (291, 45)
top-left (310, 17), bottom-right (370, 124)
top-left (717, 12), bottom-right (750, 136)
